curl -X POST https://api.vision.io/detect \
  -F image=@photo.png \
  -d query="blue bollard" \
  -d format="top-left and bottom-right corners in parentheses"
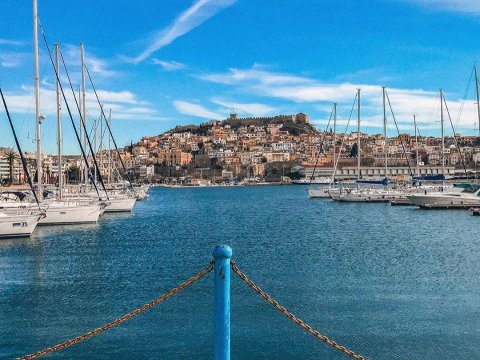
top-left (213, 245), bottom-right (232, 360)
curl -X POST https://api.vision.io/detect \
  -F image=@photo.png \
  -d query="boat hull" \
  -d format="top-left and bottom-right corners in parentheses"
top-left (38, 204), bottom-right (101, 225)
top-left (308, 188), bottom-right (331, 198)
top-left (407, 193), bottom-right (480, 209)
top-left (104, 198), bottom-right (136, 212)
top-left (0, 214), bottom-right (41, 238)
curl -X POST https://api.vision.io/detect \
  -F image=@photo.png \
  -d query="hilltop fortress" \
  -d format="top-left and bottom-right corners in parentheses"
top-left (227, 112), bottom-right (309, 125)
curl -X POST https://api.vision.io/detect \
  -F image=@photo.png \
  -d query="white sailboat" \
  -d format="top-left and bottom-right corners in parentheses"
top-left (0, 212), bottom-right (43, 238)
top-left (406, 88), bottom-right (480, 209)
top-left (31, 1), bottom-right (101, 225)
top-left (309, 103), bottom-right (337, 198)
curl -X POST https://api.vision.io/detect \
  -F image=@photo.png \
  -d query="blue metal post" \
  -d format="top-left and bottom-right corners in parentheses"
top-left (213, 245), bottom-right (232, 360)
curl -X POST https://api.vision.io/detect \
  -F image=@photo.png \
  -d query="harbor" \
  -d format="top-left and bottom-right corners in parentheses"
top-left (1, 185), bottom-right (479, 359)
top-left (2, 0), bottom-right (480, 358)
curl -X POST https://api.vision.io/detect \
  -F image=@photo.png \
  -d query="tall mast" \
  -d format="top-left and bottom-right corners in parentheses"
top-left (332, 103), bottom-right (336, 182)
top-left (357, 88), bottom-right (361, 180)
top-left (80, 43), bottom-right (88, 185)
top-left (414, 114), bottom-right (419, 177)
top-left (382, 86), bottom-right (387, 181)
top-left (78, 85), bottom-right (83, 184)
top-left (55, 44), bottom-right (62, 200)
top-left (99, 104), bottom-right (103, 181)
top-left (474, 65), bottom-right (480, 137)
top-left (440, 89), bottom-right (445, 179)
top-left (33, 0), bottom-right (42, 200)
top-left (108, 109), bottom-right (112, 184)
top-left (94, 118), bottom-right (97, 182)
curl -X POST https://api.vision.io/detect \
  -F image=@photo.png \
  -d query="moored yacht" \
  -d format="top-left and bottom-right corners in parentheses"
top-left (407, 185), bottom-right (480, 209)
top-left (0, 212), bottom-right (44, 238)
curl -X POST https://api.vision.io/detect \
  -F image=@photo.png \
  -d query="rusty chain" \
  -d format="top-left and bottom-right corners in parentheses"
top-left (16, 262), bottom-right (214, 360)
top-left (231, 260), bottom-right (368, 360)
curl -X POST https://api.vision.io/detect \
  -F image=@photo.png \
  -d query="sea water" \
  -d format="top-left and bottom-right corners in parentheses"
top-left (1, 185), bottom-right (480, 359)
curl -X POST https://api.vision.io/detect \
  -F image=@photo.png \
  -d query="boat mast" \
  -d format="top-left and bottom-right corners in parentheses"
top-left (80, 43), bottom-right (88, 185)
top-left (33, 0), bottom-right (42, 200)
top-left (55, 43), bottom-right (62, 200)
top-left (382, 86), bottom-right (387, 182)
top-left (94, 118), bottom-right (97, 183)
top-left (474, 65), bottom-right (480, 137)
top-left (440, 89), bottom-right (445, 179)
top-left (357, 88), bottom-right (361, 180)
top-left (78, 85), bottom-right (83, 184)
top-left (332, 102), bottom-right (336, 182)
top-left (414, 114), bottom-right (419, 177)
top-left (99, 104), bottom-right (103, 181)
top-left (108, 109), bottom-right (112, 184)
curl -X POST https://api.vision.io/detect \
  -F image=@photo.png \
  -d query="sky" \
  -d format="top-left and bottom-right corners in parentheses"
top-left (1, 0), bottom-right (480, 154)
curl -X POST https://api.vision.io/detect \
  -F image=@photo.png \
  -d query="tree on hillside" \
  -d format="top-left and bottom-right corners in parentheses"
top-left (6, 151), bottom-right (17, 185)
top-left (350, 143), bottom-right (358, 158)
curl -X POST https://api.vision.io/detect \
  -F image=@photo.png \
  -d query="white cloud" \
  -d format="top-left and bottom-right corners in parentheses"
top-left (211, 98), bottom-right (276, 116)
top-left (402, 0), bottom-right (480, 13)
top-left (127, 0), bottom-right (236, 64)
top-left (2, 86), bottom-right (162, 121)
top-left (60, 44), bottom-right (118, 78)
top-left (173, 100), bottom-right (224, 119)
top-left (199, 65), bottom-right (313, 86)
top-left (0, 39), bottom-right (25, 47)
top-left (0, 52), bottom-right (27, 68)
top-left (152, 59), bottom-right (186, 71)
top-left (198, 65), bottom-right (480, 132)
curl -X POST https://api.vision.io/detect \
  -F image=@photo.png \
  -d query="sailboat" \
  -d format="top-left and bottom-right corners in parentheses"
top-left (335, 87), bottom-right (408, 202)
top-left (407, 87), bottom-right (480, 209)
top-left (308, 103), bottom-right (337, 198)
top-left (29, 0), bottom-right (102, 225)
top-left (0, 90), bottom-right (45, 238)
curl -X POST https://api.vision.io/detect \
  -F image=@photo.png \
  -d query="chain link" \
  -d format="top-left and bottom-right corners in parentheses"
top-left (231, 260), bottom-right (368, 360)
top-left (17, 262), bottom-right (214, 360)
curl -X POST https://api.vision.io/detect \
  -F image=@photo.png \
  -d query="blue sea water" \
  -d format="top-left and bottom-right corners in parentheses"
top-left (1, 185), bottom-right (480, 359)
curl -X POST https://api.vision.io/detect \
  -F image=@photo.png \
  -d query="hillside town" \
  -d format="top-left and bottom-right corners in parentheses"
top-left (2, 112), bottom-right (480, 185)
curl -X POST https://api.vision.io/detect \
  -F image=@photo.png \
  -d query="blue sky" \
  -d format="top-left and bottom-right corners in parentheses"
top-left (1, 0), bottom-right (480, 154)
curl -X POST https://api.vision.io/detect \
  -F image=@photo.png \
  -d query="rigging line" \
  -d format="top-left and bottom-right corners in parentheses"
top-left (37, 20), bottom-right (103, 201)
top-left (332, 93), bottom-right (358, 179)
top-left (455, 66), bottom-right (474, 131)
top-left (56, 45), bottom-right (109, 200)
top-left (0, 88), bottom-right (41, 208)
top-left (414, 122), bottom-right (434, 175)
top-left (385, 89), bottom-right (414, 178)
top-left (84, 65), bottom-right (136, 193)
top-left (442, 94), bottom-right (468, 176)
top-left (309, 106), bottom-right (334, 186)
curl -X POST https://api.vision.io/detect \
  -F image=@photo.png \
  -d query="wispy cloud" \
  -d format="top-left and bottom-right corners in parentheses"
top-left (152, 59), bottom-right (186, 71)
top-left (401, 0), bottom-right (480, 14)
top-left (2, 86), bottom-right (163, 121)
top-left (126, 0), bottom-right (236, 64)
top-left (198, 65), bottom-right (480, 131)
top-left (211, 98), bottom-right (276, 116)
top-left (199, 64), bottom-right (312, 86)
top-left (0, 38), bottom-right (25, 47)
top-left (0, 52), bottom-right (26, 68)
top-left (60, 44), bottom-right (118, 78)
top-left (173, 100), bottom-right (224, 119)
